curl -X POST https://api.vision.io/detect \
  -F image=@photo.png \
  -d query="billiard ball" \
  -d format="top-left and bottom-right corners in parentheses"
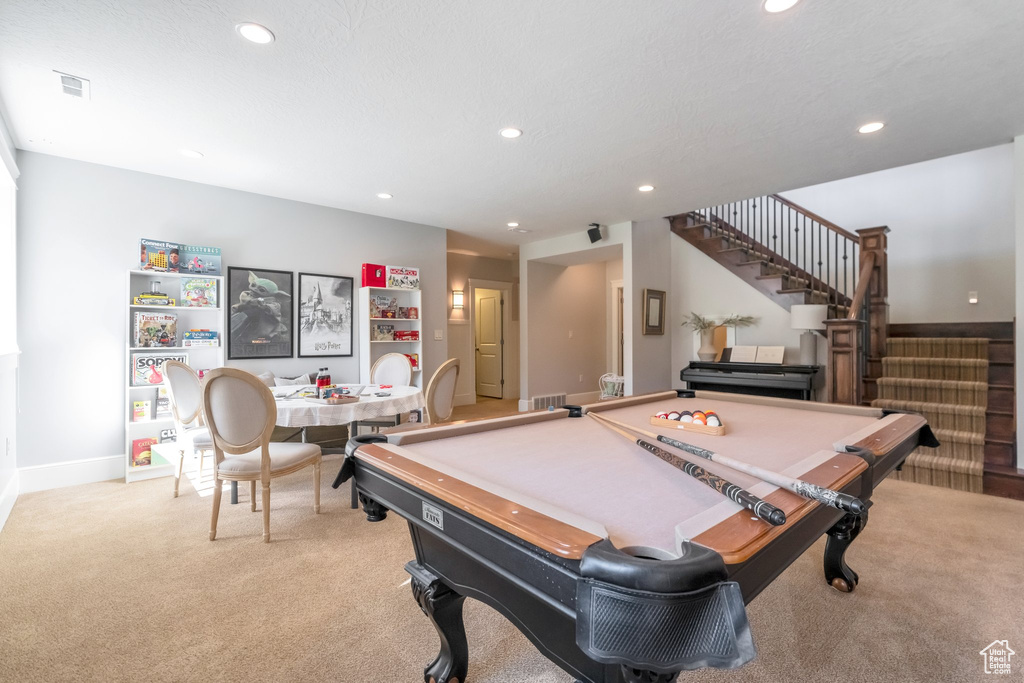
top-left (679, 412), bottom-right (694, 423)
top-left (707, 416), bottom-right (722, 427)
top-left (667, 411), bottom-right (681, 420)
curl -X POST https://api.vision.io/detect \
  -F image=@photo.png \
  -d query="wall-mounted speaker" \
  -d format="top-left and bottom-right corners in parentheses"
top-left (587, 224), bottom-right (603, 243)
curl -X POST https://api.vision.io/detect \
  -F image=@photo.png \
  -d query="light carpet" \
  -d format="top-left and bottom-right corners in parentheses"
top-left (1, 454), bottom-right (1022, 682)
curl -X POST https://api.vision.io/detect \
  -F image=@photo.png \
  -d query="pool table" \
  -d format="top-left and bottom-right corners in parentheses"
top-left (333, 390), bottom-right (935, 683)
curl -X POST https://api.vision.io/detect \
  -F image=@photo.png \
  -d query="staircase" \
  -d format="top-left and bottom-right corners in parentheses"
top-left (669, 195), bottom-right (857, 318)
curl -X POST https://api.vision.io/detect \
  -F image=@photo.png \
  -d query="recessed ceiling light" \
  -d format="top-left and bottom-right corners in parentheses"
top-left (507, 222), bottom-right (519, 227)
top-left (507, 226), bottom-right (531, 233)
top-left (638, 185), bottom-right (655, 192)
top-left (377, 193), bottom-right (393, 199)
top-left (179, 149), bottom-right (204, 159)
top-left (858, 122), bottom-right (885, 134)
top-left (499, 128), bottom-right (523, 139)
top-left (236, 22), bottom-right (275, 44)
top-left (763, 0), bottom-right (800, 13)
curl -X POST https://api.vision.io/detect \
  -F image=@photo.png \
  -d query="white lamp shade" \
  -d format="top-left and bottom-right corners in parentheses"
top-left (790, 304), bottom-right (828, 331)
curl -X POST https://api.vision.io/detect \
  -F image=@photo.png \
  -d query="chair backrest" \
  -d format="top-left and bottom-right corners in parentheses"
top-left (201, 368), bottom-right (277, 456)
top-left (425, 358), bottom-right (460, 424)
top-left (371, 353), bottom-right (414, 386)
top-left (164, 360), bottom-right (203, 428)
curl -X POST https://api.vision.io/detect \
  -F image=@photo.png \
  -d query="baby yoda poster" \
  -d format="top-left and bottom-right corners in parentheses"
top-left (227, 267), bottom-right (294, 359)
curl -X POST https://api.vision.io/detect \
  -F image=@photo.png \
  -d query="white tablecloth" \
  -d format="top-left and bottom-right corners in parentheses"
top-left (274, 385), bottom-right (424, 428)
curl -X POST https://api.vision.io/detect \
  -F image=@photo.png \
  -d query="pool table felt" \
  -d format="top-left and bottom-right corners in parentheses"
top-left (359, 397), bottom-right (910, 562)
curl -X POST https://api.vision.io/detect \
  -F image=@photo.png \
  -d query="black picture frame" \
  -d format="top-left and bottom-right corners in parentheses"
top-left (227, 267), bottom-right (294, 359)
top-left (297, 272), bottom-right (354, 358)
top-left (642, 288), bottom-right (666, 336)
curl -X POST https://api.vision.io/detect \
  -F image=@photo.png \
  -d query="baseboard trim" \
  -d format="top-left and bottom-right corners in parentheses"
top-left (0, 471), bottom-right (18, 534)
top-left (454, 392), bottom-right (476, 407)
top-left (19, 455), bottom-right (123, 493)
top-left (567, 390), bottom-right (602, 405)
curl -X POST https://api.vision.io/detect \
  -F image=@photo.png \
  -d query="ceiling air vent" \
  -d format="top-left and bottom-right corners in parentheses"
top-left (54, 71), bottom-right (90, 100)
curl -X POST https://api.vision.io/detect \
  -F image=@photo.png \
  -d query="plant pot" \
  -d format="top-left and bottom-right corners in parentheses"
top-left (697, 328), bottom-right (717, 361)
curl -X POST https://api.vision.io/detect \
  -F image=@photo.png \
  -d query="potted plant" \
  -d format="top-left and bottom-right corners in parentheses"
top-left (682, 313), bottom-right (755, 361)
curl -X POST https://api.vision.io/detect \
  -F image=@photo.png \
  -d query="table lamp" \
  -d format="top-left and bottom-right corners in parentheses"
top-left (790, 304), bottom-right (827, 365)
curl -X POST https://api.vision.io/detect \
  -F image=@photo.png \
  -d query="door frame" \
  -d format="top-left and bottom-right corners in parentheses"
top-left (468, 278), bottom-right (513, 401)
top-left (608, 279), bottom-right (624, 376)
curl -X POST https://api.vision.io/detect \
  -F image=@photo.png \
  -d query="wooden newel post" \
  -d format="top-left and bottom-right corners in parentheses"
top-left (857, 226), bottom-right (890, 358)
top-left (824, 318), bottom-right (866, 405)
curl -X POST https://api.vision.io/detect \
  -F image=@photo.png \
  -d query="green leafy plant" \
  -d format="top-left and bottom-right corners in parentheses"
top-left (681, 313), bottom-right (756, 332)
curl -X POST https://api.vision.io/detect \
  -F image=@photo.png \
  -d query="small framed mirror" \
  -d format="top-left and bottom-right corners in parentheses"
top-left (642, 288), bottom-right (666, 335)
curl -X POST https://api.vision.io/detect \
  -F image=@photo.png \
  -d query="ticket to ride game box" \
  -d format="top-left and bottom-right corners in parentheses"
top-left (133, 312), bottom-right (178, 347)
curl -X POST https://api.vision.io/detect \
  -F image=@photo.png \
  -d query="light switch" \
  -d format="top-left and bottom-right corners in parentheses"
top-left (434, 329), bottom-right (443, 340)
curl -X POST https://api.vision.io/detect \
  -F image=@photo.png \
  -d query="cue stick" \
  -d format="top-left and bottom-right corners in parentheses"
top-left (589, 411), bottom-right (865, 515)
top-left (587, 413), bottom-right (786, 526)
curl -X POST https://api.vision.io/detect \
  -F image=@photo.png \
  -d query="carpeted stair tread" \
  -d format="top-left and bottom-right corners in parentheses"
top-left (871, 399), bottom-right (985, 433)
top-left (885, 337), bottom-right (988, 360)
top-left (875, 377), bottom-right (988, 407)
top-left (874, 336), bottom-right (989, 494)
top-left (881, 357), bottom-right (987, 382)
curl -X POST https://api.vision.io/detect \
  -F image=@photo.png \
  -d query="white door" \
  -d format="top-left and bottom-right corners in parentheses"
top-left (475, 288), bottom-right (502, 398)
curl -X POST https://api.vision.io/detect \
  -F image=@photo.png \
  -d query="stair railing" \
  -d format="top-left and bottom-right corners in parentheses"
top-left (689, 194), bottom-right (860, 313)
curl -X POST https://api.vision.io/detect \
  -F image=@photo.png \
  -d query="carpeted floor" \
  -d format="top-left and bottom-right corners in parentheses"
top-left (1, 454), bottom-right (1022, 682)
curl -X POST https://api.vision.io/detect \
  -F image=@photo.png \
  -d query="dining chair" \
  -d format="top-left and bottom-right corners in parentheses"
top-left (424, 358), bottom-right (460, 425)
top-left (371, 352), bottom-right (414, 386)
top-left (201, 368), bottom-right (322, 543)
top-left (356, 353), bottom-right (415, 433)
top-left (164, 360), bottom-right (214, 498)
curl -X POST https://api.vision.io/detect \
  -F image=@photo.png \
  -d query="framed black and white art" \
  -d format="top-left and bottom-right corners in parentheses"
top-left (227, 267), bottom-right (294, 359)
top-left (297, 272), bottom-right (354, 358)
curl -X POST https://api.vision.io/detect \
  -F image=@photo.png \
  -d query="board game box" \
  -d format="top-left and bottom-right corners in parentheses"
top-left (181, 244), bottom-right (221, 275)
top-left (371, 323), bottom-right (395, 341)
top-left (386, 265), bottom-right (420, 290)
top-left (403, 353), bottom-right (419, 370)
top-left (180, 278), bottom-right (218, 307)
top-left (140, 238), bottom-right (180, 272)
top-left (393, 330), bottom-right (419, 341)
top-left (132, 400), bottom-right (152, 422)
top-left (131, 437), bottom-right (157, 467)
top-left (156, 386), bottom-right (171, 418)
top-left (131, 352), bottom-right (189, 386)
top-left (134, 312), bottom-right (178, 348)
top-left (362, 263), bottom-right (386, 287)
top-left (369, 295), bottom-right (398, 318)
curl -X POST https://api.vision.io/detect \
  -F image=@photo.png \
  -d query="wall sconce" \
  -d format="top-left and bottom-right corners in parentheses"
top-left (452, 290), bottom-right (464, 309)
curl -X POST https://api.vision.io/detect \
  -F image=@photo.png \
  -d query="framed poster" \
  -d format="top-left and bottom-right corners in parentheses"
top-left (642, 288), bottom-right (666, 335)
top-left (298, 272), bottom-right (354, 357)
top-left (227, 267), bottom-right (293, 359)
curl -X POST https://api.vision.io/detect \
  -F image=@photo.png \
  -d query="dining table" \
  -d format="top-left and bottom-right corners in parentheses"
top-left (228, 383), bottom-right (424, 505)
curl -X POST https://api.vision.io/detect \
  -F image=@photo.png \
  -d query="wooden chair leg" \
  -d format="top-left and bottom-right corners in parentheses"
top-left (174, 450), bottom-right (185, 498)
top-left (262, 482), bottom-right (271, 543)
top-left (210, 477), bottom-right (223, 541)
top-left (313, 459), bottom-right (321, 513)
top-left (250, 481), bottom-right (257, 512)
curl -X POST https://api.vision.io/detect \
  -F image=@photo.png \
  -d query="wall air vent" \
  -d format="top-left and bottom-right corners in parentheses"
top-left (54, 71), bottom-right (90, 100)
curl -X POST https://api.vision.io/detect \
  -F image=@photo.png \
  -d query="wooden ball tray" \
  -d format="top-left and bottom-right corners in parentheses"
top-left (305, 395), bottom-right (360, 405)
top-left (649, 416), bottom-right (726, 436)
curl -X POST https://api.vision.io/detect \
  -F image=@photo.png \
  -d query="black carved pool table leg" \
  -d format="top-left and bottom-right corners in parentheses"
top-left (407, 562), bottom-right (469, 683)
top-left (824, 510), bottom-right (868, 593)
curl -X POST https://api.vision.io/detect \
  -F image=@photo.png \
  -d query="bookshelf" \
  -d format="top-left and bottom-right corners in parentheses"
top-left (125, 269), bottom-right (225, 483)
top-left (358, 286), bottom-right (422, 388)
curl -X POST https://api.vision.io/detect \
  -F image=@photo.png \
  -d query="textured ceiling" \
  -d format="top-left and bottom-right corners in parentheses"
top-left (2, 0), bottom-right (1023, 256)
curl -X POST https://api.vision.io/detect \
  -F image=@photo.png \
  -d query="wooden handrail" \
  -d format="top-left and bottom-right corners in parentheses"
top-left (770, 194), bottom-right (859, 242)
top-left (846, 251), bottom-right (876, 320)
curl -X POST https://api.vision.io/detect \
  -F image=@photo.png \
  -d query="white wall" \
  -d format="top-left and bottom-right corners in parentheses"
top-left (0, 109), bottom-right (19, 531)
top-left (783, 144), bottom-right (1015, 324)
top-left (446, 252), bottom-right (519, 404)
top-left (16, 152), bottom-right (448, 472)
top-left (629, 220), bottom-right (673, 394)
top-left (526, 260), bottom-right (608, 397)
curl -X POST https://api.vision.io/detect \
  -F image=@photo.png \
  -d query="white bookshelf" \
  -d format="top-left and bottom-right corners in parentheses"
top-left (125, 269), bottom-right (225, 483)
top-left (359, 286), bottom-right (423, 387)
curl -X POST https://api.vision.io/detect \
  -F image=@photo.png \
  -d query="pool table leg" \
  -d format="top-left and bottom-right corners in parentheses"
top-left (408, 562), bottom-right (469, 683)
top-left (824, 510), bottom-right (868, 593)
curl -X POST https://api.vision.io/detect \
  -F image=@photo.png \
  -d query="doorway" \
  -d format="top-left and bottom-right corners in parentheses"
top-left (473, 286), bottom-right (505, 399)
